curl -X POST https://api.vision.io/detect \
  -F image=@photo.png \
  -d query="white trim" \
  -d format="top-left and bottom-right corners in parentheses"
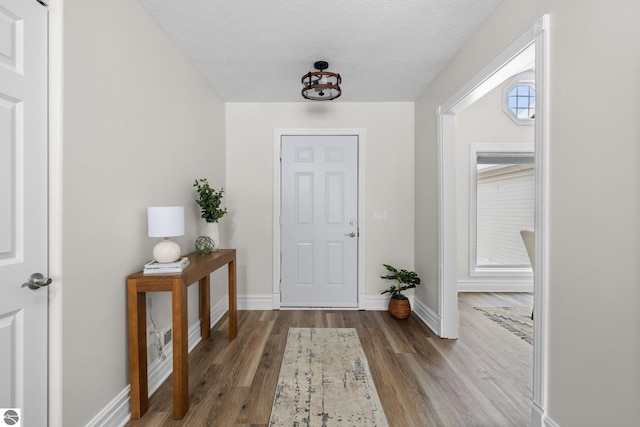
top-left (365, 295), bottom-right (414, 311)
top-left (440, 43), bottom-right (536, 115)
top-left (238, 294), bottom-right (273, 310)
top-left (532, 401), bottom-right (561, 427)
top-left (438, 110), bottom-right (460, 339)
top-left (272, 130), bottom-right (281, 310)
top-left (457, 279), bottom-right (533, 293)
top-left (437, 14), bottom-right (550, 427)
top-left (48, 0), bottom-right (64, 425)
top-left (278, 303), bottom-right (359, 309)
top-left (469, 143), bottom-right (535, 277)
top-left (364, 295), bottom-right (389, 311)
top-left (84, 386), bottom-right (130, 427)
top-left (531, 403), bottom-right (544, 427)
top-left (412, 298), bottom-right (441, 335)
top-left (272, 292), bottom-right (281, 310)
top-left (544, 416), bottom-right (560, 427)
top-left (86, 298), bottom-right (229, 427)
top-left (210, 295), bottom-right (230, 324)
top-left (532, 13), bottom-right (551, 418)
top-left (437, 113), bottom-right (459, 339)
top-left (272, 128), bottom-right (367, 309)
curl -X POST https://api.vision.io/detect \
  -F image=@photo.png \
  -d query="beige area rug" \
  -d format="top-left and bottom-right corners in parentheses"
top-left (269, 328), bottom-right (389, 427)
top-left (474, 306), bottom-right (533, 345)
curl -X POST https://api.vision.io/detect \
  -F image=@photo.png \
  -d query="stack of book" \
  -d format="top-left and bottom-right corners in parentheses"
top-left (143, 257), bottom-right (190, 275)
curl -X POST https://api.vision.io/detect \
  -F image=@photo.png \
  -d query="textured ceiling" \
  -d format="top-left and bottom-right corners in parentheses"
top-left (137, 0), bottom-right (503, 102)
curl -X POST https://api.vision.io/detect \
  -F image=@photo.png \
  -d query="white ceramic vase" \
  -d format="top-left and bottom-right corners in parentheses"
top-left (204, 221), bottom-right (220, 251)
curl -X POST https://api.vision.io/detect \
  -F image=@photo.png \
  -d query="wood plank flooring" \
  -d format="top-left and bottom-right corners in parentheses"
top-left (126, 293), bottom-right (533, 426)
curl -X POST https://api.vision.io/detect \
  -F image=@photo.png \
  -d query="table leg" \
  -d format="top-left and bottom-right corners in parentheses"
top-left (200, 274), bottom-right (210, 340)
top-left (127, 280), bottom-right (148, 419)
top-left (171, 278), bottom-right (189, 419)
top-left (228, 258), bottom-right (237, 339)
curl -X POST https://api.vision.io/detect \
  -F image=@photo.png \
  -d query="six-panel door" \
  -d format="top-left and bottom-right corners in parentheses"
top-left (280, 135), bottom-right (358, 307)
top-left (0, 0), bottom-right (48, 425)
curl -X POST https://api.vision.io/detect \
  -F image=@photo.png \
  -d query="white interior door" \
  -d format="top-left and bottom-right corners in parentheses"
top-left (0, 0), bottom-right (48, 425)
top-left (281, 135), bottom-right (358, 307)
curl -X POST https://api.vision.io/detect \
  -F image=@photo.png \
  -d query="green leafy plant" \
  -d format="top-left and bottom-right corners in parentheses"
top-left (194, 178), bottom-right (227, 223)
top-left (380, 264), bottom-right (421, 300)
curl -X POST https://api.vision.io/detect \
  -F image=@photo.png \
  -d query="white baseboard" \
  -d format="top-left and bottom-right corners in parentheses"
top-left (544, 416), bottom-right (560, 427)
top-left (84, 386), bottom-right (131, 427)
top-left (211, 295), bottom-right (230, 324)
top-left (412, 298), bottom-right (441, 336)
top-left (270, 294), bottom-right (400, 311)
top-left (365, 296), bottom-right (441, 338)
top-left (86, 298), bottom-right (230, 427)
top-left (364, 295), bottom-right (389, 310)
top-left (532, 401), bottom-right (544, 427)
top-left (531, 401), bottom-right (560, 427)
top-left (457, 279), bottom-right (533, 293)
top-left (238, 294), bottom-right (274, 310)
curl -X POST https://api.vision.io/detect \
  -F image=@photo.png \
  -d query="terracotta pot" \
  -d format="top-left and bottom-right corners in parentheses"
top-left (388, 298), bottom-right (411, 319)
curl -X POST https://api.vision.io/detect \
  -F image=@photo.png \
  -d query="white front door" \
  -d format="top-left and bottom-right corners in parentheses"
top-left (280, 135), bottom-right (358, 307)
top-left (0, 0), bottom-right (48, 425)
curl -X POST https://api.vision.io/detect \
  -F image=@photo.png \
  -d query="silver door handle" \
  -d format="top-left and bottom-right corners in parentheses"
top-left (21, 273), bottom-right (52, 290)
top-left (345, 232), bottom-right (356, 238)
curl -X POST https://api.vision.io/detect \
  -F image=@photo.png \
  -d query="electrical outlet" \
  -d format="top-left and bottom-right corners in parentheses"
top-left (163, 329), bottom-right (172, 345)
top-left (146, 296), bottom-right (152, 308)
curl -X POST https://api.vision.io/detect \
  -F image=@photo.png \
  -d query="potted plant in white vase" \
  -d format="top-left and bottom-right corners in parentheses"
top-left (194, 178), bottom-right (227, 250)
top-left (380, 264), bottom-right (421, 319)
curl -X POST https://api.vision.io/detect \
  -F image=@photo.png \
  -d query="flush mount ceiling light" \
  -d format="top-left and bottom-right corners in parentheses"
top-left (301, 61), bottom-right (342, 101)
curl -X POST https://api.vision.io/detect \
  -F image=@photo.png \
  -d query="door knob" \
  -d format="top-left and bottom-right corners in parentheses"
top-left (345, 232), bottom-right (356, 238)
top-left (21, 273), bottom-right (52, 290)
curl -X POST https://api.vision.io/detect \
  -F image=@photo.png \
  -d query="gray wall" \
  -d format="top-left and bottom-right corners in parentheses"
top-left (226, 103), bottom-right (415, 301)
top-left (58, 0), bottom-right (226, 425)
top-left (414, 0), bottom-right (640, 425)
top-left (54, 0), bottom-right (640, 425)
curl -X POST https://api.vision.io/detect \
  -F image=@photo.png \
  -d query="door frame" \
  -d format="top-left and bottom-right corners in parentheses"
top-left (48, 0), bottom-right (64, 425)
top-left (273, 128), bottom-right (366, 309)
top-left (437, 15), bottom-right (550, 425)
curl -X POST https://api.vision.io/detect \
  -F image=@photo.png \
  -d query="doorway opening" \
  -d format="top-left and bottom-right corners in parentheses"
top-left (437, 15), bottom-right (550, 425)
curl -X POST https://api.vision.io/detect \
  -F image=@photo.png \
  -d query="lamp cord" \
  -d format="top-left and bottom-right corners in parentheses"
top-left (148, 302), bottom-right (166, 361)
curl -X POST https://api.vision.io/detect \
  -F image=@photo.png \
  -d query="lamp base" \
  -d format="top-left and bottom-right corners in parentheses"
top-left (153, 239), bottom-right (181, 263)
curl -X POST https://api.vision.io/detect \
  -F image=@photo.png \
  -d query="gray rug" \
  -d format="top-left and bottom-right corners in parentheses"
top-left (269, 328), bottom-right (388, 427)
top-left (474, 306), bottom-right (533, 345)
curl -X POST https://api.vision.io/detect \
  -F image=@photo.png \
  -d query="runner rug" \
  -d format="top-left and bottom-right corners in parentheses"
top-left (474, 306), bottom-right (533, 345)
top-left (269, 328), bottom-right (389, 427)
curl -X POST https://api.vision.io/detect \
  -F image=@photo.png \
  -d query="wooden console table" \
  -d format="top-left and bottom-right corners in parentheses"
top-left (127, 249), bottom-right (237, 420)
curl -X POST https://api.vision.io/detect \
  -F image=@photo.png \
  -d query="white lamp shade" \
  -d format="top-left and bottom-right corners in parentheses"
top-left (147, 206), bottom-right (185, 237)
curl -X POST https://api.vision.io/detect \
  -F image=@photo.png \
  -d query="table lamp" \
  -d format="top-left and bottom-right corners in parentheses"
top-left (147, 206), bottom-right (185, 263)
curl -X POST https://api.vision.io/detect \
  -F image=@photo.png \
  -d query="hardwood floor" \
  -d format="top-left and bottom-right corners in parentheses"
top-left (126, 293), bottom-right (533, 426)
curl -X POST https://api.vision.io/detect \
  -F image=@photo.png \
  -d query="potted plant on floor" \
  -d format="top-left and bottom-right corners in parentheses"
top-left (380, 264), bottom-right (421, 319)
top-left (194, 178), bottom-right (227, 250)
